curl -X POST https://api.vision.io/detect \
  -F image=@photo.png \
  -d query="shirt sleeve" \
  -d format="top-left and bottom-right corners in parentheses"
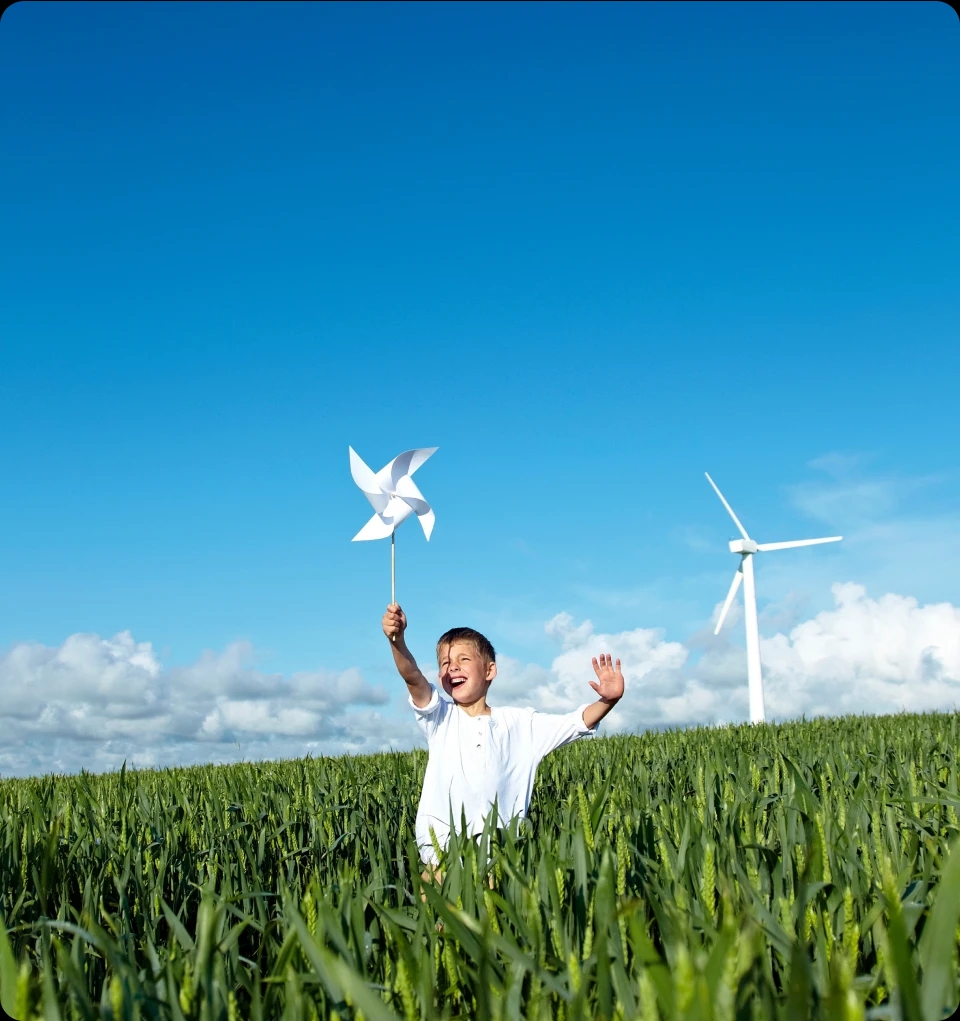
top-left (530, 704), bottom-right (596, 762)
top-left (409, 684), bottom-right (449, 741)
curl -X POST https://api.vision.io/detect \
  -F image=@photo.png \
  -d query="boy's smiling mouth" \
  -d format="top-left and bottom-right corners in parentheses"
top-left (449, 677), bottom-right (466, 688)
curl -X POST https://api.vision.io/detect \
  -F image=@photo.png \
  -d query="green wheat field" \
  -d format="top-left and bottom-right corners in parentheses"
top-left (3, 712), bottom-right (960, 1020)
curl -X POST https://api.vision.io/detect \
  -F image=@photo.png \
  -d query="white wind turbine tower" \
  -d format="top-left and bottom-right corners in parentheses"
top-left (705, 472), bottom-right (842, 724)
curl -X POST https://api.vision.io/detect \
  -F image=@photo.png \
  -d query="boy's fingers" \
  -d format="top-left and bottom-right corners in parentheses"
top-left (588, 680), bottom-right (600, 693)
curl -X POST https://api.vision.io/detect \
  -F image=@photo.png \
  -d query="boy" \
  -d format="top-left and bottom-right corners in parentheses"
top-left (382, 602), bottom-right (625, 867)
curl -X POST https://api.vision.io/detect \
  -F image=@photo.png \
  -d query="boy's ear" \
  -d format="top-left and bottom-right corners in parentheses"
top-left (485, 661), bottom-right (498, 682)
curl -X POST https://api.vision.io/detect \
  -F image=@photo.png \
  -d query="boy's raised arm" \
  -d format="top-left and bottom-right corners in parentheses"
top-left (382, 603), bottom-right (434, 707)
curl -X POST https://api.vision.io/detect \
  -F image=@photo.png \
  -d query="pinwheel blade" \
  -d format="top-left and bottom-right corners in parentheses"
top-left (382, 495), bottom-right (415, 529)
top-left (714, 567), bottom-right (743, 635)
top-left (352, 513), bottom-right (396, 542)
top-left (417, 506), bottom-right (435, 541)
top-left (394, 475), bottom-right (429, 512)
top-left (349, 447), bottom-right (390, 514)
top-left (376, 447), bottom-right (438, 491)
top-left (395, 476), bottom-right (435, 539)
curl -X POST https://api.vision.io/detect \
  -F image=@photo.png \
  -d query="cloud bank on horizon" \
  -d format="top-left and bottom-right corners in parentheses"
top-left (0, 635), bottom-right (404, 778)
top-left (3, 582), bottom-right (959, 778)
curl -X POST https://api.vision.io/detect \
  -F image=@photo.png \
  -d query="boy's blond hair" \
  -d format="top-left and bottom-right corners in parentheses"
top-left (436, 627), bottom-right (496, 666)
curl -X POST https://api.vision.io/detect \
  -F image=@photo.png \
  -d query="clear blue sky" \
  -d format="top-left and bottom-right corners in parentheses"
top-left (1, 1), bottom-right (958, 698)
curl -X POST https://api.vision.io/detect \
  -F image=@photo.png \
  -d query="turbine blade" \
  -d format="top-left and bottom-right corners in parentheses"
top-left (714, 567), bottom-right (743, 635)
top-left (756, 536), bottom-right (842, 551)
top-left (704, 472), bottom-right (750, 540)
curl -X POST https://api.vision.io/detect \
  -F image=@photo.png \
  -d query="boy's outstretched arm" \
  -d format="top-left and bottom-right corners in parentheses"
top-left (382, 603), bottom-right (433, 707)
top-left (582, 653), bottom-right (624, 729)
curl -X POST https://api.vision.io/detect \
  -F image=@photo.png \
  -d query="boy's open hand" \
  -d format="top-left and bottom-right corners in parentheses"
top-left (382, 603), bottom-right (407, 642)
top-left (589, 654), bottom-right (624, 704)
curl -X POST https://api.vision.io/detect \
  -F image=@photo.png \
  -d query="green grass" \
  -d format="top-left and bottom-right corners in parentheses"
top-left (2, 712), bottom-right (960, 1020)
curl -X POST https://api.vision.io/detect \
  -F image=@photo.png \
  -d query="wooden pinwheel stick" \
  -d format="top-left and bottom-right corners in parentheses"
top-left (390, 531), bottom-right (397, 642)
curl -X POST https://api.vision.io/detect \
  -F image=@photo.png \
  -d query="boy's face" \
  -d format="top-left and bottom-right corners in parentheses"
top-left (438, 640), bottom-right (497, 704)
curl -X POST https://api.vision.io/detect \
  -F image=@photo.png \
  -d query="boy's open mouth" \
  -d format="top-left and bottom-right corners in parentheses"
top-left (449, 677), bottom-right (466, 688)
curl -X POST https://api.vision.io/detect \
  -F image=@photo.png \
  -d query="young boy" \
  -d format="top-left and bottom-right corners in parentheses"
top-left (382, 602), bottom-right (625, 867)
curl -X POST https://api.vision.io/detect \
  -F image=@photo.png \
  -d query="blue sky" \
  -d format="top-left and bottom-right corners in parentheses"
top-left (1, 1), bottom-right (958, 773)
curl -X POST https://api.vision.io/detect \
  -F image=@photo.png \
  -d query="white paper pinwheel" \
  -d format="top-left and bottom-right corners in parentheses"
top-left (349, 446), bottom-right (438, 542)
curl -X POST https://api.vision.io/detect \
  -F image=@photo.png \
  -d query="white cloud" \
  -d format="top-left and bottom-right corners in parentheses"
top-left (492, 583), bottom-right (960, 733)
top-left (761, 583), bottom-right (960, 718)
top-left (494, 612), bottom-right (730, 732)
top-left (0, 633), bottom-right (413, 778)
top-left (4, 579), bottom-right (960, 777)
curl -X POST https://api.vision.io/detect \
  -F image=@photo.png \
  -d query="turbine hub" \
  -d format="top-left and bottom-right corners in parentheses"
top-left (729, 539), bottom-right (758, 554)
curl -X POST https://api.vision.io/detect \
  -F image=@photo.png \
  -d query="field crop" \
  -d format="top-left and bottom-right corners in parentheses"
top-left (2, 712), bottom-right (960, 1020)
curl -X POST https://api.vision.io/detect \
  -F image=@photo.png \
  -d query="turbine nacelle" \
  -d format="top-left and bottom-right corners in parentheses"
top-left (729, 539), bottom-right (758, 554)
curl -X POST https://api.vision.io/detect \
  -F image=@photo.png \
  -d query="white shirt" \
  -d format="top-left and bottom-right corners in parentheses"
top-left (410, 684), bottom-right (596, 864)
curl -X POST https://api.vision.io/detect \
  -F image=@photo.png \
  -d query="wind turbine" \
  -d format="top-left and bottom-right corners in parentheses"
top-left (705, 472), bottom-right (841, 724)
